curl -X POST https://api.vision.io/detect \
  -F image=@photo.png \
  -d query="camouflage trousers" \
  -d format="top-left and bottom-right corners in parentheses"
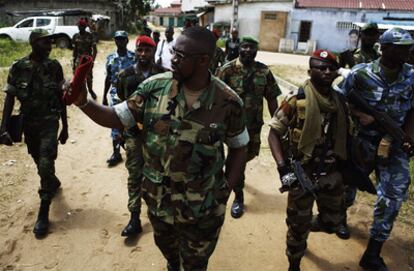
top-left (148, 210), bottom-right (225, 271)
top-left (108, 87), bottom-right (122, 140)
top-left (370, 147), bottom-right (410, 242)
top-left (23, 119), bottom-right (60, 201)
top-left (233, 128), bottom-right (261, 194)
top-left (124, 134), bottom-right (144, 213)
top-left (286, 170), bottom-right (344, 260)
top-left (73, 57), bottom-right (93, 91)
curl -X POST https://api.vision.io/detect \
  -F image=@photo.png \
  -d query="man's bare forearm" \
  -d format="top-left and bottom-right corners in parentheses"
top-left (80, 100), bottom-right (124, 130)
top-left (268, 129), bottom-right (285, 165)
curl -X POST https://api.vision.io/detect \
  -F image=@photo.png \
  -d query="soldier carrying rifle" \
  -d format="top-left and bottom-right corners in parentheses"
top-left (268, 50), bottom-right (353, 271)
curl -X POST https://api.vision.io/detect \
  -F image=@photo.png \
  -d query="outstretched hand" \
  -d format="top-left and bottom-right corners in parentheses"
top-left (63, 80), bottom-right (88, 107)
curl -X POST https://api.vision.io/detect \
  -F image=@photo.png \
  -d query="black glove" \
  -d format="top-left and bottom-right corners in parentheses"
top-left (278, 164), bottom-right (297, 193)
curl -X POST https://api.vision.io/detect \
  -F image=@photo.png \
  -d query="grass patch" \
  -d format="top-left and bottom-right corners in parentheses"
top-left (0, 39), bottom-right (31, 67)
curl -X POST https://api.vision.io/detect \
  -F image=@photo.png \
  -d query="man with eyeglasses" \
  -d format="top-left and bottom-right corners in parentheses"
top-left (116, 35), bottom-right (165, 238)
top-left (102, 31), bottom-right (135, 167)
top-left (268, 50), bottom-right (352, 271)
top-left (217, 36), bottom-right (281, 219)
top-left (69, 26), bottom-right (248, 271)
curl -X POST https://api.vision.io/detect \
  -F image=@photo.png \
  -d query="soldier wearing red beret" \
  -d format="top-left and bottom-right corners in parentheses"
top-left (268, 50), bottom-right (352, 271)
top-left (116, 35), bottom-right (165, 238)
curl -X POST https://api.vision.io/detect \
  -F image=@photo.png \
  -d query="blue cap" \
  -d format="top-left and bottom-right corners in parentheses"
top-left (114, 30), bottom-right (128, 38)
top-left (379, 28), bottom-right (414, 45)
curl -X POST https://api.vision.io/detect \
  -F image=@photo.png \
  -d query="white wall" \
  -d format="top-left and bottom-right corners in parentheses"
top-left (290, 9), bottom-right (414, 52)
top-left (214, 2), bottom-right (293, 38)
top-left (182, 0), bottom-right (209, 12)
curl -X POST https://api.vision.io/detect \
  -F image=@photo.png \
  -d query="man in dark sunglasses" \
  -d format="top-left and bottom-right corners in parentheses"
top-left (70, 26), bottom-right (248, 271)
top-left (268, 50), bottom-right (352, 271)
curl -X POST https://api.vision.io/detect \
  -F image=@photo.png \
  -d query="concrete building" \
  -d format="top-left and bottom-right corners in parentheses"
top-left (290, 0), bottom-right (414, 52)
top-left (150, 0), bottom-right (185, 27)
top-left (207, 0), bottom-right (293, 51)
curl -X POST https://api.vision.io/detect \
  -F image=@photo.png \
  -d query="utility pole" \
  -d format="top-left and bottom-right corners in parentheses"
top-left (230, 0), bottom-right (239, 31)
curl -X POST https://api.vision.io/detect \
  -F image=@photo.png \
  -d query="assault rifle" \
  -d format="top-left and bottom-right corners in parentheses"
top-left (279, 160), bottom-right (318, 199)
top-left (348, 90), bottom-right (414, 157)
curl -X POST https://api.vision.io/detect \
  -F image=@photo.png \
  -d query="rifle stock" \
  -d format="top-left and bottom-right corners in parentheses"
top-left (348, 90), bottom-right (414, 156)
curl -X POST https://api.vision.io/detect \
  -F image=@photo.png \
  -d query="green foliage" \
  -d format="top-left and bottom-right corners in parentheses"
top-left (0, 40), bottom-right (31, 67)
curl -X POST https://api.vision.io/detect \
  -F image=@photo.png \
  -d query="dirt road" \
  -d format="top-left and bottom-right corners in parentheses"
top-left (0, 42), bottom-right (413, 271)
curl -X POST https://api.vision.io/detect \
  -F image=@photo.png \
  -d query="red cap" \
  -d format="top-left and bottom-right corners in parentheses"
top-left (78, 18), bottom-right (88, 27)
top-left (135, 35), bottom-right (156, 47)
top-left (311, 49), bottom-right (338, 66)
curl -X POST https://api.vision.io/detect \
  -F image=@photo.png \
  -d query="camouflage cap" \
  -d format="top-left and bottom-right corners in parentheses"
top-left (114, 30), bottom-right (128, 39)
top-left (379, 27), bottom-right (414, 45)
top-left (361, 23), bottom-right (378, 32)
top-left (29, 28), bottom-right (56, 44)
top-left (240, 35), bottom-right (259, 45)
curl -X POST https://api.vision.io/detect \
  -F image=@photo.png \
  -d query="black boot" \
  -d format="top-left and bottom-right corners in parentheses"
top-left (336, 219), bottom-right (351, 240)
top-left (288, 258), bottom-right (301, 271)
top-left (167, 261), bottom-right (180, 271)
top-left (231, 191), bottom-right (244, 218)
top-left (310, 215), bottom-right (335, 234)
top-left (121, 211), bottom-right (142, 237)
top-left (359, 238), bottom-right (389, 271)
top-left (33, 200), bottom-right (51, 238)
top-left (107, 140), bottom-right (122, 167)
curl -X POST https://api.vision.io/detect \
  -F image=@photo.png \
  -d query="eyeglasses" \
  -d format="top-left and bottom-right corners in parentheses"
top-left (170, 47), bottom-right (206, 61)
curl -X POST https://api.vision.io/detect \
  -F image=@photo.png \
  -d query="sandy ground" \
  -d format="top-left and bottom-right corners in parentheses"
top-left (0, 42), bottom-right (413, 271)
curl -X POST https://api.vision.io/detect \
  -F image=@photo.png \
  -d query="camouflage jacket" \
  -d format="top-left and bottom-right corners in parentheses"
top-left (269, 80), bottom-right (351, 164)
top-left (73, 32), bottom-right (96, 58)
top-left (4, 55), bottom-right (64, 120)
top-left (217, 59), bottom-right (281, 131)
top-left (114, 72), bottom-right (249, 223)
top-left (353, 47), bottom-right (380, 65)
top-left (340, 59), bottom-right (414, 137)
top-left (106, 50), bottom-right (135, 87)
top-left (209, 47), bottom-right (225, 74)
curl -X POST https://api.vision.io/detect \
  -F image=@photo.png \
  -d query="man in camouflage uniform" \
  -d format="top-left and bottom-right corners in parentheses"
top-left (209, 29), bottom-right (225, 74)
top-left (337, 23), bottom-right (381, 240)
top-left (217, 35), bottom-right (281, 218)
top-left (268, 50), bottom-right (351, 271)
top-left (72, 18), bottom-right (98, 99)
top-left (102, 31), bottom-right (135, 167)
top-left (339, 28), bottom-right (414, 271)
top-left (116, 36), bottom-right (164, 238)
top-left (0, 29), bottom-right (68, 238)
top-left (72, 26), bottom-right (248, 271)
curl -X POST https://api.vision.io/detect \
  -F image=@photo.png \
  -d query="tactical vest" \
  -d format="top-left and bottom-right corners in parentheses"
top-left (13, 58), bottom-right (63, 120)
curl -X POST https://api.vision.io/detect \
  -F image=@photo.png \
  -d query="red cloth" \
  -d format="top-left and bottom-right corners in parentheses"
top-left (311, 49), bottom-right (338, 65)
top-left (135, 35), bottom-right (156, 47)
top-left (63, 55), bottom-right (93, 105)
top-left (77, 19), bottom-right (88, 27)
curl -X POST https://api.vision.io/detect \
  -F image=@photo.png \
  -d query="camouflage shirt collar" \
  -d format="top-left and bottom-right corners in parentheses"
top-left (26, 54), bottom-right (52, 68)
top-left (372, 58), bottom-right (412, 84)
top-left (169, 73), bottom-right (216, 111)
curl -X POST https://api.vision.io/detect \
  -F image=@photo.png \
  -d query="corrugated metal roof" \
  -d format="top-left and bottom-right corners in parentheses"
top-left (295, 0), bottom-right (414, 11)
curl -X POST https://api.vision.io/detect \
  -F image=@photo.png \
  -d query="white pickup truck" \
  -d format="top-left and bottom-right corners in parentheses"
top-left (0, 16), bottom-right (80, 48)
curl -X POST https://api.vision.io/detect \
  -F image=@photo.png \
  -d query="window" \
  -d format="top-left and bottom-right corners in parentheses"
top-left (298, 21), bottom-right (312, 42)
top-left (16, 19), bottom-right (34, 28)
top-left (36, 19), bottom-right (51, 27)
top-left (336, 21), bottom-right (357, 29)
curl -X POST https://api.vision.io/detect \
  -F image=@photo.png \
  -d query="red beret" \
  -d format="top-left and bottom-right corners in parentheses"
top-left (78, 19), bottom-right (88, 27)
top-left (311, 49), bottom-right (338, 66)
top-left (136, 35), bottom-right (156, 47)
